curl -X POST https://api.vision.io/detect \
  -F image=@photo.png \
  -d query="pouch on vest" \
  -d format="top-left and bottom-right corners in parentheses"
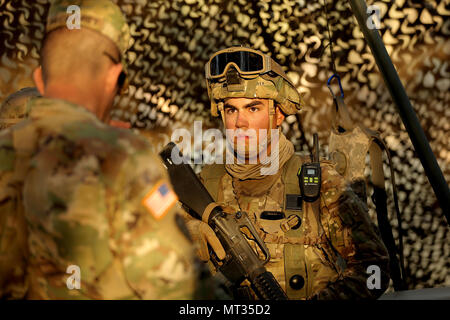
top-left (281, 155), bottom-right (309, 299)
top-left (328, 92), bottom-right (406, 291)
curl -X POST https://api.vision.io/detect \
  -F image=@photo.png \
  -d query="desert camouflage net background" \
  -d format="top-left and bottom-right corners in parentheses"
top-left (0, 0), bottom-right (448, 291)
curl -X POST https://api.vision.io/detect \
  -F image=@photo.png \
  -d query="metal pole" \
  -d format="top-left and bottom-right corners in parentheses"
top-left (348, 0), bottom-right (450, 224)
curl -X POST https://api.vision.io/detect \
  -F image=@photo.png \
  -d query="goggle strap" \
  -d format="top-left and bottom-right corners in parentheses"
top-left (269, 62), bottom-right (295, 87)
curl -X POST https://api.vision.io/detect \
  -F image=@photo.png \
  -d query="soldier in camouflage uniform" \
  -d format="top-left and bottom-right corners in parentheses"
top-left (0, 0), bottom-right (201, 299)
top-left (0, 87), bottom-right (41, 130)
top-left (0, 87), bottom-right (129, 130)
top-left (186, 47), bottom-right (391, 299)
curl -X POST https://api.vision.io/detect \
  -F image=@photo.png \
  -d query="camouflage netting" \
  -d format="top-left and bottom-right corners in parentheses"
top-left (0, 0), bottom-right (448, 291)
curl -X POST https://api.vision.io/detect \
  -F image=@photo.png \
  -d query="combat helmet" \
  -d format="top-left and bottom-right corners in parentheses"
top-left (205, 47), bottom-right (304, 126)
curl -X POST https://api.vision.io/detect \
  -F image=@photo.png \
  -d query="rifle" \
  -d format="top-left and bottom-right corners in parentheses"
top-left (159, 142), bottom-right (288, 300)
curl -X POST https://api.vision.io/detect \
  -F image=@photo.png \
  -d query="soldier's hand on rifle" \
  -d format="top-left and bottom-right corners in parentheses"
top-left (185, 219), bottom-right (226, 262)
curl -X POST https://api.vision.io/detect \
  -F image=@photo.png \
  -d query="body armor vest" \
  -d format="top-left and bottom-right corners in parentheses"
top-left (200, 155), bottom-right (344, 299)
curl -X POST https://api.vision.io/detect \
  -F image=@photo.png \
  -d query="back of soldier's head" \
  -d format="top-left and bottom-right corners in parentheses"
top-left (41, 0), bottom-right (130, 87)
top-left (40, 28), bottom-right (119, 86)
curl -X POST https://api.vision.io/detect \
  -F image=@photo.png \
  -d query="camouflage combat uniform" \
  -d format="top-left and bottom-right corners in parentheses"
top-left (200, 154), bottom-right (390, 299)
top-left (0, 89), bottom-right (40, 298)
top-left (0, 98), bottom-right (199, 299)
top-left (0, 0), bottom-right (206, 299)
top-left (0, 87), bottom-right (41, 130)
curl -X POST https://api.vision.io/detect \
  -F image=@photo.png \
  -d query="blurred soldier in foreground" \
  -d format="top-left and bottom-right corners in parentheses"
top-left (0, 0), bottom-right (201, 299)
top-left (185, 47), bottom-right (390, 299)
top-left (0, 86), bottom-right (129, 130)
top-left (0, 87), bottom-right (41, 130)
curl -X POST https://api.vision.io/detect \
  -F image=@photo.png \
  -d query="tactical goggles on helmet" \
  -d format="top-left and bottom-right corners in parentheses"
top-left (205, 47), bottom-right (294, 86)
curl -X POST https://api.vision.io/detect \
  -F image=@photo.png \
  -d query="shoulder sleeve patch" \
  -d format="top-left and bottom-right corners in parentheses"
top-left (141, 180), bottom-right (178, 220)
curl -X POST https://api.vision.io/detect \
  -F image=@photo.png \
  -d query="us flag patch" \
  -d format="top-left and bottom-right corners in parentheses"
top-left (142, 180), bottom-right (178, 220)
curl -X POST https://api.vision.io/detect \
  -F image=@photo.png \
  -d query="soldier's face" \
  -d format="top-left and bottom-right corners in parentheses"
top-left (224, 98), bottom-right (272, 130)
top-left (223, 98), bottom-right (284, 156)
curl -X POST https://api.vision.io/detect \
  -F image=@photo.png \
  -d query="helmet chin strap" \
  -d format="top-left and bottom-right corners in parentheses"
top-left (268, 99), bottom-right (276, 141)
top-left (218, 101), bottom-right (226, 127)
top-left (264, 99), bottom-right (279, 151)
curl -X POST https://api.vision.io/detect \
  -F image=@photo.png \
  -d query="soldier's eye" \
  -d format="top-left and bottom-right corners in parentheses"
top-left (225, 108), bottom-right (236, 114)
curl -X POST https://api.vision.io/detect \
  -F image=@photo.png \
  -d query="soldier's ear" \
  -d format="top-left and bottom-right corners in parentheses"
top-left (105, 63), bottom-right (123, 96)
top-left (275, 106), bottom-right (285, 127)
top-left (33, 67), bottom-right (45, 95)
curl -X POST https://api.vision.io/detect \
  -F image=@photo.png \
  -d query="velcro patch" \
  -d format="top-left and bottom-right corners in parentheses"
top-left (285, 194), bottom-right (303, 211)
top-left (142, 180), bottom-right (178, 220)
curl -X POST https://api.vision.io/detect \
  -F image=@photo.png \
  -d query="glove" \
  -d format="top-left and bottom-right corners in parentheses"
top-left (185, 219), bottom-right (226, 262)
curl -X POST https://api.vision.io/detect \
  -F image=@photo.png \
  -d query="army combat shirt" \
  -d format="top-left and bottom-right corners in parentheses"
top-left (0, 98), bottom-right (198, 299)
top-left (200, 155), bottom-right (391, 299)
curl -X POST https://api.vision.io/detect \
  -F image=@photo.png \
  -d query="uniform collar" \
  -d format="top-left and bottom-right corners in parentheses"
top-left (28, 97), bottom-right (101, 124)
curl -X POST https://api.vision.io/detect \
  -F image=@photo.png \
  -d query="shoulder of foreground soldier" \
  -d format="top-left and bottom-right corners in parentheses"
top-left (101, 129), bottom-right (211, 299)
top-left (14, 102), bottom-right (205, 299)
top-left (0, 87), bottom-right (41, 130)
top-left (0, 128), bottom-right (29, 300)
top-left (68, 125), bottom-right (205, 299)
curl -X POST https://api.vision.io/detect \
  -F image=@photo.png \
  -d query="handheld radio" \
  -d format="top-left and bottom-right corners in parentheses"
top-left (298, 133), bottom-right (321, 202)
